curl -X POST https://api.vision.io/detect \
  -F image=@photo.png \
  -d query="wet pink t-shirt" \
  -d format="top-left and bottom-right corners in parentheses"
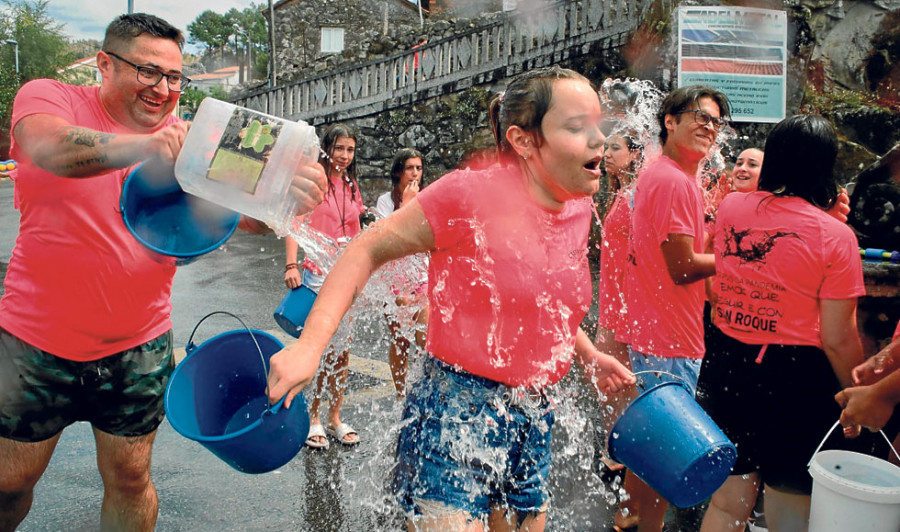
top-left (712, 192), bottom-right (864, 346)
top-left (308, 174), bottom-right (365, 240)
top-left (0, 79), bottom-right (178, 361)
top-left (417, 164), bottom-right (593, 388)
top-left (598, 190), bottom-right (632, 336)
top-left (622, 155), bottom-right (706, 359)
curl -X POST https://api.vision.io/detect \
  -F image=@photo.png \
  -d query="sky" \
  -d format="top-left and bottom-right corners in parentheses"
top-left (46, 0), bottom-right (252, 52)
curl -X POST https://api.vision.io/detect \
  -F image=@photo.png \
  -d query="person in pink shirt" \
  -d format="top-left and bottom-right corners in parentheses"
top-left (595, 129), bottom-right (644, 479)
top-left (0, 14), bottom-right (326, 532)
top-left (266, 66), bottom-right (635, 531)
top-left (698, 144), bottom-right (854, 532)
top-left (283, 123), bottom-right (365, 449)
top-left (614, 85), bottom-right (730, 532)
top-left (597, 130), bottom-right (644, 359)
top-left (698, 115), bottom-right (882, 531)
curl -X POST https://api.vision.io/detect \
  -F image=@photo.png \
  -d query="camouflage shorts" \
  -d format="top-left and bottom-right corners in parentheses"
top-left (0, 328), bottom-right (175, 442)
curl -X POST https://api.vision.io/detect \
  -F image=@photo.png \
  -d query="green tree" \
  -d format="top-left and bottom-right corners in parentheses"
top-left (189, 4), bottom-right (267, 80)
top-left (179, 86), bottom-right (207, 114)
top-left (187, 10), bottom-right (231, 58)
top-left (1, 0), bottom-right (72, 81)
top-left (179, 86), bottom-right (232, 117)
top-left (0, 0), bottom-right (72, 156)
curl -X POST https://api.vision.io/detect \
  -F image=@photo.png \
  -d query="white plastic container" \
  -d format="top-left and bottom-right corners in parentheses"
top-left (174, 98), bottom-right (319, 233)
top-left (808, 422), bottom-right (900, 532)
top-left (809, 449), bottom-right (900, 531)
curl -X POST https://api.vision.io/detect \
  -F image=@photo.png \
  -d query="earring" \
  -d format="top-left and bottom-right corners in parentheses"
top-left (523, 152), bottom-right (530, 160)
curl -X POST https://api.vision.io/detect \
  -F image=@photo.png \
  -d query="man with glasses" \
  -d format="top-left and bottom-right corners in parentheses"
top-left (0, 13), bottom-right (325, 532)
top-left (612, 85), bottom-right (731, 532)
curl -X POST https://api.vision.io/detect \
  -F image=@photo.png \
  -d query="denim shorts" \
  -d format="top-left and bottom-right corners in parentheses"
top-left (392, 357), bottom-right (555, 521)
top-left (628, 347), bottom-right (701, 395)
top-left (0, 328), bottom-right (174, 442)
top-left (301, 268), bottom-right (325, 291)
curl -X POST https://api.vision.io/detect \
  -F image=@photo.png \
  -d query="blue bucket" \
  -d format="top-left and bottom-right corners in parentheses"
top-left (608, 381), bottom-right (737, 508)
top-left (121, 162), bottom-right (240, 266)
top-left (164, 312), bottom-right (310, 474)
top-left (273, 285), bottom-right (317, 338)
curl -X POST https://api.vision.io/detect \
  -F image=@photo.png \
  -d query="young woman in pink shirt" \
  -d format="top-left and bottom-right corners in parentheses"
top-left (284, 123), bottom-right (365, 449)
top-left (266, 66), bottom-right (634, 531)
top-left (699, 115), bottom-right (880, 531)
top-left (596, 130), bottom-right (644, 361)
top-left (595, 130), bottom-right (644, 480)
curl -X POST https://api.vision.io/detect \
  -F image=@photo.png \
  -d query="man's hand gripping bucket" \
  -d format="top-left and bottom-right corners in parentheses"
top-left (164, 311), bottom-right (310, 474)
top-left (607, 370), bottom-right (737, 508)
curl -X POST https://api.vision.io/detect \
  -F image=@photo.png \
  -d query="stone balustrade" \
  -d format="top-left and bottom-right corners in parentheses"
top-left (232, 0), bottom-right (649, 124)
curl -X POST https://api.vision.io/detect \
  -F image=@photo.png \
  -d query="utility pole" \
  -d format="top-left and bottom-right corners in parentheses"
top-left (234, 34), bottom-right (244, 84)
top-left (3, 40), bottom-right (18, 75)
top-left (268, 0), bottom-right (277, 88)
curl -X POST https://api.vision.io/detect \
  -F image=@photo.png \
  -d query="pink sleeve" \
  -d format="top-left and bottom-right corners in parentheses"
top-left (819, 222), bottom-right (865, 300)
top-left (11, 80), bottom-right (76, 131)
top-left (646, 177), bottom-right (700, 246)
top-left (417, 170), bottom-right (472, 250)
top-left (893, 320), bottom-right (900, 342)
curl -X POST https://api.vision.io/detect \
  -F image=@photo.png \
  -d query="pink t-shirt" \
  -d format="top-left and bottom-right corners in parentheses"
top-left (598, 190), bottom-right (632, 335)
top-left (712, 192), bottom-right (864, 346)
top-left (0, 79), bottom-right (178, 361)
top-left (308, 174), bottom-right (365, 240)
top-left (417, 164), bottom-right (593, 388)
top-left (622, 155), bottom-right (706, 359)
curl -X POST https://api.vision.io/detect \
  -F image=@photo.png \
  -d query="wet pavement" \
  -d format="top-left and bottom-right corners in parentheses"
top-left (0, 179), bottom-right (634, 531)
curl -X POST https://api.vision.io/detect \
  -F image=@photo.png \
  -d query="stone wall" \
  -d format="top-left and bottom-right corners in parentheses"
top-left (272, 0), bottom-right (508, 83)
top-left (273, 0), bottom-right (423, 81)
top-left (316, 46), bottom-right (631, 207)
top-left (320, 86), bottom-right (495, 206)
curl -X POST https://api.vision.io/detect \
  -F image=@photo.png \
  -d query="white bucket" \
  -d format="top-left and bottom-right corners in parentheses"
top-left (808, 421), bottom-right (900, 532)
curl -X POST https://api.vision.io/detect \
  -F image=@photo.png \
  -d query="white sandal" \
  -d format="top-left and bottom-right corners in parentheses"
top-left (326, 422), bottom-right (360, 446)
top-left (305, 423), bottom-right (329, 450)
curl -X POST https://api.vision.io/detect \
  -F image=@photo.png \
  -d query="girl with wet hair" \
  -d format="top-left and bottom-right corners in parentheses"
top-left (283, 122), bottom-right (365, 449)
top-left (267, 65), bottom-right (634, 531)
top-left (697, 115), bottom-right (883, 531)
top-left (594, 130), bottom-right (644, 481)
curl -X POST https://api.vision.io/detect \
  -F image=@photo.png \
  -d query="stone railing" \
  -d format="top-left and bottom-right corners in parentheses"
top-left (232, 0), bottom-right (649, 123)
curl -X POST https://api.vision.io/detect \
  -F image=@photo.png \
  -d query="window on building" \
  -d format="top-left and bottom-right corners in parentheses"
top-left (320, 27), bottom-right (345, 54)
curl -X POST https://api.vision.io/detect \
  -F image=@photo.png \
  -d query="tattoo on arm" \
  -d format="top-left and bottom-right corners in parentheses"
top-left (63, 128), bottom-right (113, 148)
top-left (57, 155), bottom-right (110, 174)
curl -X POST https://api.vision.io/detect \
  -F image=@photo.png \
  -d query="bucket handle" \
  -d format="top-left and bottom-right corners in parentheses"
top-left (807, 420), bottom-right (900, 468)
top-left (632, 370), bottom-right (687, 391)
top-left (187, 311), bottom-right (274, 412)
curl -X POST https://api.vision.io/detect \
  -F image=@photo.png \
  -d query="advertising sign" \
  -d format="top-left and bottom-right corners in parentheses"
top-left (678, 7), bottom-right (787, 123)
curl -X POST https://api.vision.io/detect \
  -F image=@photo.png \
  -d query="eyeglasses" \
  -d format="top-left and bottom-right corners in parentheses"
top-left (676, 109), bottom-right (728, 130)
top-left (105, 51), bottom-right (191, 93)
